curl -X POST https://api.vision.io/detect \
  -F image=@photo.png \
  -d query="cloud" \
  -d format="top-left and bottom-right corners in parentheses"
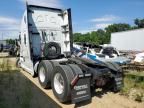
top-left (95, 23), bottom-right (111, 29)
top-left (18, 0), bottom-right (63, 8)
top-left (0, 31), bottom-right (19, 40)
top-left (78, 15), bottom-right (119, 33)
top-left (75, 23), bottom-right (111, 34)
top-left (0, 16), bottom-right (19, 25)
top-left (0, 16), bottom-right (20, 39)
top-left (0, 16), bottom-right (20, 30)
top-left (90, 15), bottom-right (120, 22)
top-left (77, 30), bottom-right (94, 34)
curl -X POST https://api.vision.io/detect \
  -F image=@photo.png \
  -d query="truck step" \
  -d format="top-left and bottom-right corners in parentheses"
top-left (61, 24), bottom-right (68, 28)
top-left (58, 12), bottom-right (67, 16)
top-left (62, 31), bottom-right (69, 33)
top-left (64, 41), bottom-right (70, 44)
top-left (115, 77), bottom-right (123, 89)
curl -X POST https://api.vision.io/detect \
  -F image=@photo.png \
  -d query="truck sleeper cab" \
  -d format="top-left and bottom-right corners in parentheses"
top-left (19, 4), bottom-right (123, 104)
top-left (19, 4), bottom-right (92, 103)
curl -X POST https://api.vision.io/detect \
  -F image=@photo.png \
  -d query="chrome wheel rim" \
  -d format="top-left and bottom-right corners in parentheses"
top-left (39, 67), bottom-right (46, 83)
top-left (54, 73), bottom-right (64, 94)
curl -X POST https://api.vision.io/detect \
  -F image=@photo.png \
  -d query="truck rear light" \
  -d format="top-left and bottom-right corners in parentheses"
top-left (71, 73), bottom-right (91, 88)
top-left (71, 75), bottom-right (79, 88)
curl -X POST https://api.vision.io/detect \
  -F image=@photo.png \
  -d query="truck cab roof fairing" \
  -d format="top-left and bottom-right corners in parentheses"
top-left (27, 5), bottom-right (63, 12)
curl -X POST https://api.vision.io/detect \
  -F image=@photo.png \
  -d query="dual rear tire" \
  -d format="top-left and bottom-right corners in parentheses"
top-left (38, 61), bottom-right (83, 103)
top-left (38, 61), bottom-right (53, 88)
top-left (51, 65), bottom-right (74, 103)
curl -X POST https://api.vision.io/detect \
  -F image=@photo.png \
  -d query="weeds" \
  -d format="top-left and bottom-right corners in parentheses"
top-left (0, 58), bottom-right (17, 71)
top-left (121, 71), bottom-right (144, 102)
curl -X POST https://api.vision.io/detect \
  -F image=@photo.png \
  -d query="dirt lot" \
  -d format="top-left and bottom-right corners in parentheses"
top-left (0, 53), bottom-right (144, 108)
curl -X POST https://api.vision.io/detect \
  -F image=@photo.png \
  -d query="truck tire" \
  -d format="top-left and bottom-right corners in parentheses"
top-left (51, 65), bottom-right (74, 103)
top-left (43, 42), bottom-right (61, 59)
top-left (38, 60), bottom-right (53, 88)
top-left (68, 64), bottom-right (83, 75)
top-left (50, 61), bottom-right (60, 68)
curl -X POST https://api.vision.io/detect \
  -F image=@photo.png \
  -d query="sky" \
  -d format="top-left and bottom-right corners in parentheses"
top-left (0, 0), bottom-right (144, 39)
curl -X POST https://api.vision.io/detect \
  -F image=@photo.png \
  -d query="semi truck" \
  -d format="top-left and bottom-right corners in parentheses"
top-left (18, 4), bottom-right (123, 104)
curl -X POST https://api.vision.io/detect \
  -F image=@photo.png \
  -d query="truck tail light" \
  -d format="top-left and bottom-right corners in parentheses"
top-left (71, 75), bottom-right (79, 88)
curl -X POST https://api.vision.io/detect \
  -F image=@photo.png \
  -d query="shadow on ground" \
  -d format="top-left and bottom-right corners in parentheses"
top-left (0, 70), bottom-right (61, 108)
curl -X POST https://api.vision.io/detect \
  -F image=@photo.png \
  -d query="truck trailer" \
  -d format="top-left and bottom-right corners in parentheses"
top-left (18, 4), bottom-right (123, 104)
top-left (111, 28), bottom-right (144, 51)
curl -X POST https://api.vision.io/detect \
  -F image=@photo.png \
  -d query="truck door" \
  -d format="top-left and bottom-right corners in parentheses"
top-left (20, 11), bottom-right (34, 74)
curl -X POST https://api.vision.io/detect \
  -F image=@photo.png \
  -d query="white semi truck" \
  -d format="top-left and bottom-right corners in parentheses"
top-left (18, 4), bottom-right (123, 103)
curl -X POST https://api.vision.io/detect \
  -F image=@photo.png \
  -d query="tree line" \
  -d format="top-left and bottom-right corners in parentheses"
top-left (6, 39), bottom-right (16, 45)
top-left (73, 18), bottom-right (144, 45)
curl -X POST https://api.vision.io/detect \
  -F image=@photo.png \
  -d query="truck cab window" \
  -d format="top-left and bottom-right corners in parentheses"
top-left (19, 34), bottom-right (21, 44)
top-left (42, 31), bottom-right (47, 42)
top-left (24, 34), bottom-right (26, 44)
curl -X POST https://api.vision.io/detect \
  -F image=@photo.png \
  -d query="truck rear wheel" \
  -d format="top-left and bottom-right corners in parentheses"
top-left (51, 65), bottom-right (74, 103)
top-left (68, 64), bottom-right (83, 75)
top-left (50, 61), bottom-right (60, 68)
top-left (38, 60), bottom-right (53, 88)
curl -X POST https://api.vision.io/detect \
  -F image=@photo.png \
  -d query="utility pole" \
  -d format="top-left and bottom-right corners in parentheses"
top-left (2, 32), bottom-right (3, 41)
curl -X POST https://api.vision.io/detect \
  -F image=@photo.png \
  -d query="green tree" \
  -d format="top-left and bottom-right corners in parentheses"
top-left (6, 39), bottom-right (15, 45)
top-left (134, 18), bottom-right (144, 28)
top-left (73, 33), bottom-right (82, 42)
top-left (96, 29), bottom-right (106, 44)
top-left (90, 31), bottom-right (98, 44)
top-left (73, 22), bottom-right (135, 45)
top-left (105, 23), bottom-right (131, 33)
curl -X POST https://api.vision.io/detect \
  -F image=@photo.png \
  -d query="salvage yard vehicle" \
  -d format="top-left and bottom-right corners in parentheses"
top-left (18, 4), bottom-right (123, 104)
top-left (9, 40), bottom-right (20, 57)
top-left (73, 43), bottom-right (131, 65)
top-left (0, 44), bottom-right (12, 52)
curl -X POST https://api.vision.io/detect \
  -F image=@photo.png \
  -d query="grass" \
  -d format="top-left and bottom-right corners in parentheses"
top-left (121, 76), bottom-right (144, 94)
top-left (0, 58), bottom-right (12, 71)
top-left (0, 58), bottom-right (33, 108)
top-left (121, 71), bottom-right (144, 102)
top-left (0, 57), bottom-right (61, 108)
top-left (0, 70), bottom-right (33, 108)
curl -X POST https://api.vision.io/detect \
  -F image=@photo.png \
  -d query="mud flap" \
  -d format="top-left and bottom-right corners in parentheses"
top-left (71, 74), bottom-right (91, 103)
top-left (114, 75), bottom-right (123, 91)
